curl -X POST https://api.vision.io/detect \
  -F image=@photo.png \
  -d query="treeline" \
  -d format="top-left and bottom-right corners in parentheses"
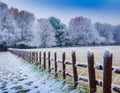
top-left (0, 1), bottom-right (120, 50)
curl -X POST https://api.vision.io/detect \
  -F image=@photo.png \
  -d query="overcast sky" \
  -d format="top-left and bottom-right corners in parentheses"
top-left (1, 0), bottom-right (120, 25)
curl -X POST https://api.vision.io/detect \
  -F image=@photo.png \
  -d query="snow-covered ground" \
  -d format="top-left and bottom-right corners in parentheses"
top-left (0, 52), bottom-right (85, 93)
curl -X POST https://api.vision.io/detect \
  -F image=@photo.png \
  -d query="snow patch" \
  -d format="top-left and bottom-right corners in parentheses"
top-left (94, 63), bottom-right (103, 69)
top-left (104, 48), bottom-right (112, 57)
top-left (62, 51), bottom-right (65, 55)
top-left (87, 49), bottom-right (93, 57)
top-left (72, 48), bottom-right (75, 53)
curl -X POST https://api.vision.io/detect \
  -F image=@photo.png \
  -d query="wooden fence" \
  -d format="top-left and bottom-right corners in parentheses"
top-left (8, 48), bottom-right (120, 93)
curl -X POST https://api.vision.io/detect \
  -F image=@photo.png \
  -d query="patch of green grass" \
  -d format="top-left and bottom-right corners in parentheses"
top-left (21, 59), bottom-right (89, 93)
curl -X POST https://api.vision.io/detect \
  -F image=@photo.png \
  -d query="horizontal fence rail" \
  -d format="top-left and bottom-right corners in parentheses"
top-left (8, 48), bottom-right (120, 93)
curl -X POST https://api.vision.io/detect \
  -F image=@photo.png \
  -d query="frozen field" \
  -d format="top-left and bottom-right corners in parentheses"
top-left (23, 46), bottom-right (120, 66)
top-left (0, 52), bottom-right (84, 93)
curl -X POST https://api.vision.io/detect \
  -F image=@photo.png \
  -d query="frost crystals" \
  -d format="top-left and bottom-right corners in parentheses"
top-left (87, 49), bottom-right (93, 57)
top-left (104, 48), bottom-right (112, 57)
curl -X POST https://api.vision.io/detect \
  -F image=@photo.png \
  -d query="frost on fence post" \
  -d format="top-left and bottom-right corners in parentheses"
top-left (103, 48), bottom-right (112, 93)
top-left (32, 52), bottom-right (34, 64)
top-left (36, 51), bottom-right (38, 65)
top-left (62, 52), bottom-right (66, 80)
top-left (54, 52), bottom-right (58, 78)
top-left (34, 51), bottom-right (36, 64)
top-left (87, 49), bottom-right (93, 57)
top-left (34, 51), bottom-right (36, 63)
top-left (87, 49), bottom-right (96, 93)
top-left (39, 52), bottom-right (41, 68)
top-left (43, 51), bottom-right (46, 69)
top-left (104, 48), bottom-right (112, 58)
top-left (71, 50), bottom-right (78, 88)
top-left (30, 51), bottom-right (32, 63)
top-left (32, 52), bottom-right (35, 64)
top-left (48, 51), bottom-right (51, 73)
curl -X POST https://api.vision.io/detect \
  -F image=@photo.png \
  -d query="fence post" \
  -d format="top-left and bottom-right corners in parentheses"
top-left (39, 52), bottom-right (41, 68)
top-left (30, 52), bottom-right (32, 62)
top-left (23, 51), bottom-right (24, 59)
top-left (48, 51), bottom-right (51, 73)
top-left (72, 50), bottom-right (78, 88)
top-left (54, 52), bottom-right (58, 78)
top-left (29, 52), bottom-right (30, 62)
top-left (103, 49), bottom-right (112, 93)
top-left (87, 49), bottom-right (96, 93)
top-left (33, 52), bottom-right (35, 64)
top-left (32, 52), bottom-right (34, 64)
top-left (28, 52), bottom-right (29, 62)
top-left (43, 52), bottom-right (46, 69)
top-left (36, 52), bottom-right (38, 65)
top-left (34, 52), bottom-right (36, 64)
top-left (27, 52), bottom-right (28, 61)
top-left (27, 52), bottom-right (29, 61)
top-left (25, 52), bottom-right (26, 60)
top-left (62, 52), bottom-right (66, 80)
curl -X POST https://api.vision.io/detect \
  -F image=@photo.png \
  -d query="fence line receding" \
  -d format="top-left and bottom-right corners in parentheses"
top-left (8, 48), bottom-right (120, 93)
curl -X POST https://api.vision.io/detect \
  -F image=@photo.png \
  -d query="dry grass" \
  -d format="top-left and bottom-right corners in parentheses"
top-left (26, 46), bottom-right (120, 93)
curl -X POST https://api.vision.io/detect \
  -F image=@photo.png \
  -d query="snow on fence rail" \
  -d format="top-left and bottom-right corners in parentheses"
top-left (8, 48), bottom-right (120, 93)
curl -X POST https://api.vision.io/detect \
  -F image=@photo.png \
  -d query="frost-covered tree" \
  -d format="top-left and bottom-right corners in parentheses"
top-left (94, 22), bottom-right (115, 44)
top-left (49, 17), bottom-right (66, 47)
top-left (0, 2), bottom-right (19, 46)
top-left (36, 19), bottom-right (55, 48)
top-left (114, 25), bottom-right (120, 44)
top-left (12, 10), bottom-right (35, 46)
top-left (68, 16), bottom-right (104, 45)
top-left (1, 1), bottom-right (120, 48)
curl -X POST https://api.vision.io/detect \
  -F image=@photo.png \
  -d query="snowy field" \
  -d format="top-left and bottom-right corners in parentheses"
top-left (22, 45), bottom-right (120, 66)
top-left (0, 52), bottom-right (86, 93)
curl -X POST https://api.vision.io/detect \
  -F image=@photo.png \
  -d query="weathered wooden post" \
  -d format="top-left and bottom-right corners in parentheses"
top-left (54, 52), bottom-right (58, 78)
top-left (39, 52), bottom-right (41, 68)
top-left (24, 51), bottom-right (26, 60)
top-left (30, 52), bottom-right (32, 62)
top-left (87, 49), bottom-right (96, 93)
top-left (32, 52), bottom-right (35, 64)
top-left (31, 52), bottom-right (34, 63)
top-left (36, 52), bottom-right (38, 65)
top-left (72, 50), bottom-right (78, 88)
top-left (103, 49), bottom-right (112, 93)
top-left (62, 52), bottom-right (66, 80)
top-left (25, 51), bottom-right (27, 60)
top-left (27, 52), bottom-right (28, 61)
top-left (22, 51), bottom-right (23, 58)
top-left (34, 51), bottom-right (36, 64)
top-left (26, 52), bottom-right (28, 61)
top-left (48, 51), bottom-right (51, 73)
top-left (33, 52), bottom-right (35, 64)
top-left (28, 52), bottom-right (29, 61)
top-left (43, 52), bottom-right (46, 69)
